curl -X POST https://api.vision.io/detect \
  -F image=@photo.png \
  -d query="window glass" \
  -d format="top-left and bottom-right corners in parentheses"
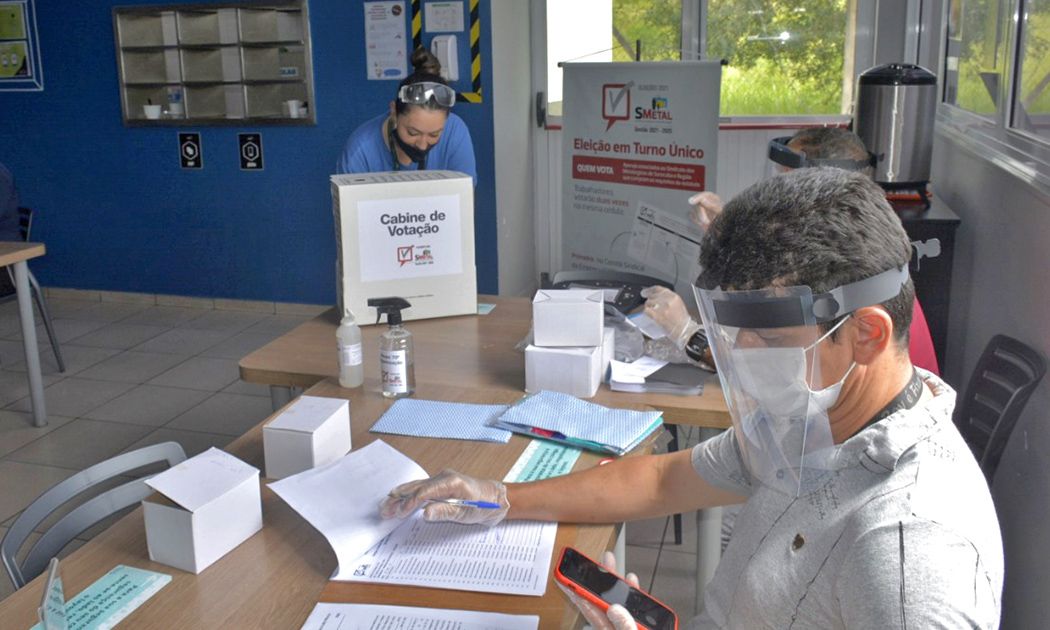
top-left (611, 0), bottom-right (682, 61)
top-left (943, 0), bottom-right (1005, 116)
top-left (1012, 0), bottom-right (1050, 139)
top-left (707, 1), bottom-right (850, 115)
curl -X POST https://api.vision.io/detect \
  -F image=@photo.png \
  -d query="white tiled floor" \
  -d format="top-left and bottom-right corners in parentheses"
top-left (0, 295), bottom-right (705, 615)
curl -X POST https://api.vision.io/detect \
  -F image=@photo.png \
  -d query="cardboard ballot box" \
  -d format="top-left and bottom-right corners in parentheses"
top-left (331, 171), bottom-right (477, 324)
top-left (264, 395), bottom-right (351, 480)
top-left (525, 343), bottom-right (603, 398)
top-left (532, 289), bottom-right (604, 347)
top-left (142, 448), bottom-right (262, 574)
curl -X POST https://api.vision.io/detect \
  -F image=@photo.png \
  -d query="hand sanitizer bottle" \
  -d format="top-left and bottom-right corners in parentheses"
top-left (336, 313), bottom-right (364, 388)
top-left (367, 297), bottom-right (414, 398)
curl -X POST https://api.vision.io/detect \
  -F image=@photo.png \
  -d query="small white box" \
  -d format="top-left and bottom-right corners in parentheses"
top-left (331, 171), bottom-right (477, 323)
top-left (263, 395), bottom-right (351, 480)
top-left (525, 343), bottom-right (603, 398)
top-left (532, 289), bottom-right (604, 347)
top-left (142, 448), bottom-right (262, 574)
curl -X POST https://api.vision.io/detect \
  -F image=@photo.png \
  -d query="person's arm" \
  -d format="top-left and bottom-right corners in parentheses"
top-left (509, 449), bottom-right (739, 523)
top-left (836, 520), bottom-right (1002, 629)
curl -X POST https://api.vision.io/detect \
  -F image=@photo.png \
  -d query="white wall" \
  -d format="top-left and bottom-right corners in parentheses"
top-left (931, 131), bottom-right (1050, 629)
top-left (491, 1), bottom-right (536, 297)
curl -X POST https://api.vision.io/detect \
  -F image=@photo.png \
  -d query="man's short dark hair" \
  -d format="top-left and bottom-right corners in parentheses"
top-left (697, 168), bottom-right (914, 347)
top-left (788, 127), bottom-right (870, 164)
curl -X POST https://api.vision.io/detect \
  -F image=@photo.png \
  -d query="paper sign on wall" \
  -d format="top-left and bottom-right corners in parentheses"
top-left (364, 1), bottom-right (408, 80)
top-left (357, 194), bottom-right (463, 282)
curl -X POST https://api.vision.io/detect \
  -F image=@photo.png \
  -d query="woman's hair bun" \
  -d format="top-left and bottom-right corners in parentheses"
top-left (410, 46), bottom-right (442, 76)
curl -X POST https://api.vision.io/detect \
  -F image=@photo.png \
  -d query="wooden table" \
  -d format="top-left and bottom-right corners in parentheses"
top-left (240, 295), bottom-right (731, 430)
top-left (0, 380), bottom-right (655, 629)
top-left (0, 242), bottom-right (47, 426)
top-left (241, 295), bottom-right (732, 611)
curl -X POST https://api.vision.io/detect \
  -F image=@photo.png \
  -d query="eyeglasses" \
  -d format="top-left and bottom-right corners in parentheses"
top-left (398, 81), bottom-right (456, 108)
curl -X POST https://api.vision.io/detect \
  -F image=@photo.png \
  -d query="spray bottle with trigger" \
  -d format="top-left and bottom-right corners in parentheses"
top-left (367, 297), bottom-right (414, 398)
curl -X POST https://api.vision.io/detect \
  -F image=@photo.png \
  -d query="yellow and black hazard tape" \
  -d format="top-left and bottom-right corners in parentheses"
top-left (407, 0), bottom-right (482, 103)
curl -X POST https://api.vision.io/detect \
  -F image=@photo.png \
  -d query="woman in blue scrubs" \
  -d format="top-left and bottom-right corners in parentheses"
top-left (335, 48), bottom-right (477, 185)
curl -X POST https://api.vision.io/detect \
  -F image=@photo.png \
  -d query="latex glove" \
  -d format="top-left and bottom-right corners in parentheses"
top-left (641, 286), bottom-right (702, 349)
top-left (688, 191), bottom-right (723, 229)
top-left (557, 551), bottom-right (642, 630)
top-left (379, 469), bottom-right (509, 527)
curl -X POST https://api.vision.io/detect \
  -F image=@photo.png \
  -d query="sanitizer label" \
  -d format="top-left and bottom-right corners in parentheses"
top-left (380, 349), bottom-right (409, 393)
top-left (338, 341), bottom-right (363, 366)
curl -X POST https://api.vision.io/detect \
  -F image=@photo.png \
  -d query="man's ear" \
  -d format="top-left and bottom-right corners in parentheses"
top-left (849, 306), bottom-right (894, 365)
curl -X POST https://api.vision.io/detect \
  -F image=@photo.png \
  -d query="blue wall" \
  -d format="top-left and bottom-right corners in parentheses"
top-left (0, 0), bottom-right (497, 303)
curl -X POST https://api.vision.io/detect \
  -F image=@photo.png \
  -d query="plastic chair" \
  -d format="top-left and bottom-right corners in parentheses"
top-left (1, 442), bottom-right (187, 589)
top-left (953, 334), bottom-right (1046, 483)
top-left (1, 207), bottom-right (65, 372)
top-left (908, 298), bottom-right (939, 375)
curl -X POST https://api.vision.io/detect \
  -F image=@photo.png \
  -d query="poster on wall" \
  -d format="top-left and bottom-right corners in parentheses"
top-left (0, 0), bottom-right (42, 90)
top-left (560, 61), bottom-right (721, 297)
top-left (364, 0), bottom-right (408, 80)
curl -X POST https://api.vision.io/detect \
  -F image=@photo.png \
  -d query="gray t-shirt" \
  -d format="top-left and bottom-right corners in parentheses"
top-left (689, 370), bottom-right (1003, 629)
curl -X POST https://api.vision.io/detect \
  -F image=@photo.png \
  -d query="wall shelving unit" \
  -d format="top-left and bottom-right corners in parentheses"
top-left (113, 1), bottom-right (315, 125)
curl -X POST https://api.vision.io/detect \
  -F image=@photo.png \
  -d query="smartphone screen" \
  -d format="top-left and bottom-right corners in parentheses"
top-left (557, 547), bottom-right (677, 630)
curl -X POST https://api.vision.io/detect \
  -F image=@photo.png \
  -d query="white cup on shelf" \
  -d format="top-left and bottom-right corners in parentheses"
top-left (143, 104), bottom-right (162, 120)
top-left (283, 99), bottom-right (304, 118)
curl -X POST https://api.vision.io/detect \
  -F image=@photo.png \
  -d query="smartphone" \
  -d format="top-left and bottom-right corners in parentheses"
top-left (554, 546), bottom-right (678, 630)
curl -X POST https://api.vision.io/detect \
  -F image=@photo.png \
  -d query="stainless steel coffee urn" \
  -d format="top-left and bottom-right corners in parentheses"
top-left (854, 63), bottom-right (937, 196)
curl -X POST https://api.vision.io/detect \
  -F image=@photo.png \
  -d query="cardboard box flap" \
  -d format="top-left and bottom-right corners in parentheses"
top-left (145, 448), bottom-right (258, 512)
top-left (267, 396), bottom-right (348, 433)
top-left (533, 289), bottom-right (603, 304)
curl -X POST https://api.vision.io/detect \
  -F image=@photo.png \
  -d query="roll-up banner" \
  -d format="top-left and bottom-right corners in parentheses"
top-left (560, 61), bottom-right (721, 296)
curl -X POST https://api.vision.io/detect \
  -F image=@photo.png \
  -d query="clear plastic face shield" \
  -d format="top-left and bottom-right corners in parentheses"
top-left (766, 136), bottom-right (876, 177)
top-left (693, 265), bottom-right (909, 495)
top-left (398, 81), bottom-right (456, 108)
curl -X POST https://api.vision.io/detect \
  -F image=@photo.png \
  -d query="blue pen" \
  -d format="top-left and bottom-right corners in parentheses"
top-left (423, 498), bottom-right (502, 509)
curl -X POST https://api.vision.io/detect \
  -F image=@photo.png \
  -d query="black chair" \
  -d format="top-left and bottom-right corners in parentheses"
top-left (953, 334), bottom-right (1046, 482)
top-left (1, 206), bottom-right (65, 372)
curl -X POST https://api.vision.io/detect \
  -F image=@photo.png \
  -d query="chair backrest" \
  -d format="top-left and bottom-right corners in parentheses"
top-left (953, 334), bottom-right (1047, 482)
top-left (0, 442), bottom-right (186, 589)
top-left (17, 206), bottom-right (32, 241)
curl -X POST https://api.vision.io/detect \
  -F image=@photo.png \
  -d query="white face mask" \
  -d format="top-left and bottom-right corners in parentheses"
top-left (729, 316), bottom-right (855, 417)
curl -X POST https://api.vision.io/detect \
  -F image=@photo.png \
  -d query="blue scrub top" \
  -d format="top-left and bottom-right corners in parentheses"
top-left (335, 112), bottom-right (477, 186)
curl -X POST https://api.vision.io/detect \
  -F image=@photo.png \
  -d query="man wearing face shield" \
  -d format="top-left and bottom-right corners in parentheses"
top-left (643, 127), bottom-right (940, 377)
top-left (335, 47), bottom-right (477, 186)
top-left (379, 169), bottom-right (1003, 628)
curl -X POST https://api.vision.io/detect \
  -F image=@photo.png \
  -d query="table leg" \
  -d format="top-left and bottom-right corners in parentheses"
top-left (694, 427), bottom-right (723, 616)
top-left (13, 261), bottom-right (47, 427)
top-left (270, 385), bottom-right (292, 410)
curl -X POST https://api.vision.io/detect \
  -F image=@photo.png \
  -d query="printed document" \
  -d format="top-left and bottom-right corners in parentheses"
top-left (300, 603), bottom-right (538, 630)
top-left (336, 514), bottom-right (556, 596)
top-left (269, 440), bottom-right (429, 580)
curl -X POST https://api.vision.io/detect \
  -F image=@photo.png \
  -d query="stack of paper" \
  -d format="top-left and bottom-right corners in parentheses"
top-left (609, 358), bottom-right (708, 395)
top-left (370, 398), bottom-right (512, 443)
top-left (490, 390), bottom-right (663, 456)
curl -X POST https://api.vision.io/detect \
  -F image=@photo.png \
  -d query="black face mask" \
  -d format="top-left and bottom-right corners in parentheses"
top-left (389, 121), bottom-right (431, 169)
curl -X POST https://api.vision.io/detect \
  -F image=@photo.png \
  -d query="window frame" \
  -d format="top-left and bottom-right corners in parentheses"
top-left (937, 0), bottom-right (1050, 195)
top-left (539, 0), bottom-right (888, 128)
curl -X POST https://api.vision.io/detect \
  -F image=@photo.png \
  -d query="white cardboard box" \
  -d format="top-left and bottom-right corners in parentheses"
top-left (532, 289), bottom-right (604, 347)
top-left (525, 343), bottom-right (603, 398)
top-left (331, 171), bottom-right (477, 324)
top-left (263, 395), bottom-right (351, 480)
top-left (142, 448), bottom-right (262, 574)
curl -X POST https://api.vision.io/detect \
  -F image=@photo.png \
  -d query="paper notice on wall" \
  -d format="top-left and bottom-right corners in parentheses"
top-left (626, 201), bottom-right (704, 283)
top-left (364, 1), bottom-right (408, 80)
top-left (424, 1), bottom-right (464, 32)
top-left (356, 194), bottom-right (463, 282)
